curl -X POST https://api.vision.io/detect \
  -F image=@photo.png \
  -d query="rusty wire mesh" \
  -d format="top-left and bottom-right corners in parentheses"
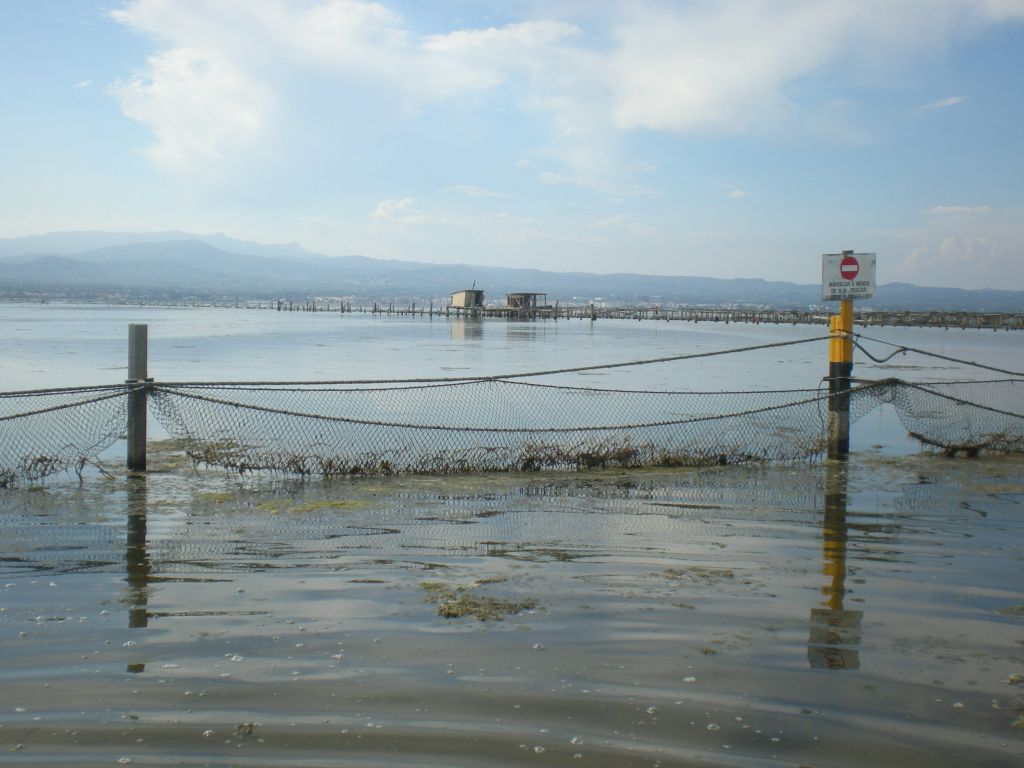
top-left (0, 385), bottom-right (129, 486)
top-left (145, 378), bottom-right (882, 476)
top-left (2, 371), bottom-right (1023, 485)
top-left (885, 378), bottom-right (1024, 454)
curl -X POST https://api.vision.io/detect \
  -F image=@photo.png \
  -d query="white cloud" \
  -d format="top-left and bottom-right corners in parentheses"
top-left (607, 2), bottom-right (1023, 135)
top-left (110, 46), bottom-right (270, 172)
top-left (109, 0), bottom-right (1024, 179)
top-left (896, 236), bottom-right (1016, 284)
top-left (444, 185), bottom-right (508, 199)
top-left (890, 205), bottom-right (1024, 289)
top-left (727, 188), bottom-right (750, 199)
top-left (539, 170), bottom-right (657, 198)
top-left (371, 197), bottom-right (417, 220)
top-left (73, 80), bottom-right (93, 89)
top-left (923, 96), bottom-right (964, 109)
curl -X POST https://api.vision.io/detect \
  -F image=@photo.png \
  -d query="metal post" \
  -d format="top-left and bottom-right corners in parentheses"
top-left (127, 324), bottom-right (149, 471)
top-left (827, 299), bottom-right (854, 459)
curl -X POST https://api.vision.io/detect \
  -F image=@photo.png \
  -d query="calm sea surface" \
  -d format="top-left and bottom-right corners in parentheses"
top-left (1, 303), bottom-right (1023, 766)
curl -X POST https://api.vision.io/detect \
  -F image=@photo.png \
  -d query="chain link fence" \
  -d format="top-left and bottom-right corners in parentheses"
top-left (2, 353), bottom-right (1022, 485)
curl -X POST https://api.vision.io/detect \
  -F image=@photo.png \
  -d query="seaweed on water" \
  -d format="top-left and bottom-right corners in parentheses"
top-left (421, 581), bottom-right (537, 621)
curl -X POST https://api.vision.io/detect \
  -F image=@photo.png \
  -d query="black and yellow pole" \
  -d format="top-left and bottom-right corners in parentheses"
top-left (827, 297), bottom-right (854, 459)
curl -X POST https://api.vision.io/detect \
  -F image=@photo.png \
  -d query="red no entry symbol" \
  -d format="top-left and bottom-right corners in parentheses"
top-left (840, 255), bottom-right (859, 280)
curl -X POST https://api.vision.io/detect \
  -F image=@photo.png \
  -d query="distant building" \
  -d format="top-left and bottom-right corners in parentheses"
top-left (506, 292), bottom-right (548, 310)
top-left (450, 288), bottom-right (485, 308)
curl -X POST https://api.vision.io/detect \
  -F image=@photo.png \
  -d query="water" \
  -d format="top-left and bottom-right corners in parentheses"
top-left (1, 303), bottom-right (1023, 766)
top-left (3, 302), bottom-right (1020, 454)
top-left (2, 302), bottom-right (1019, 390)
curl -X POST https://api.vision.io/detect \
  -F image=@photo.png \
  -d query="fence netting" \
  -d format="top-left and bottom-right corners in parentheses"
top-left (143, 377), bottom-right (1024, 476)
top-left (0, 385), bottom-right (130, 486)
top-left (2, 373), bottom-right (1023, 486)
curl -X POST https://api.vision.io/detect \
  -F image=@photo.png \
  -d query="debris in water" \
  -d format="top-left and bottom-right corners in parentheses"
top-left (421, 581), bottom-right (537, 621)
top-left (235, 722), bottom-right (256, 737)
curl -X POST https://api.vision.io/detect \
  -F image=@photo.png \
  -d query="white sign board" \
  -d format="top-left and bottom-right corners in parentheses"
top-left (822, 252), bottom-right (876, 301)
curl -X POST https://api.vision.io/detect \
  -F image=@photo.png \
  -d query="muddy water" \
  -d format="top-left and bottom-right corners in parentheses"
top-left (2, 448), bottom-right (1023, 767)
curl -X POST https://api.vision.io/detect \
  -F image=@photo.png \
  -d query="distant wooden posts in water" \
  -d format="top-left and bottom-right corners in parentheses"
top-left (47, 297), bottom-right (1024, 330)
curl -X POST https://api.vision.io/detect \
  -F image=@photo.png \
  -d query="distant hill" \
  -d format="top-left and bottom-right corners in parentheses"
top-left (0, 230), bottom-right (321, 261)
top-left (1, 231), bottom-right (1022, 312)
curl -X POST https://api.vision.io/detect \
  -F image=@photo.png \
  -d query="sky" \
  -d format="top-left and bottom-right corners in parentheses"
top-left (1, 0), bottom-right (1023, 289)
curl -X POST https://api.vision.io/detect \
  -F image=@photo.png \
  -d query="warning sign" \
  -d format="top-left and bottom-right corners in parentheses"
top-left (822, 252), bottom-right (876, 301)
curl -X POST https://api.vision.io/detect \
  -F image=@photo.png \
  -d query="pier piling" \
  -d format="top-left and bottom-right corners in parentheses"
top-left (126, 324), bottom-right (150, 471)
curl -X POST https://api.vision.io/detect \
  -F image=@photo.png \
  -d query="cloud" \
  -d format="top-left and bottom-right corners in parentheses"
top-left (371, 197), bottom-right (418, 220)
top-left (923, 96), bottom-right (964, 109)
top-left (727, 188), bottom-right (750, 199)
top-left (109, 0), bottom-right (1024, 178)
top-left (73, 80), bottom-right (93, 89)
top-left (539, 170), bottom-right (657, 198)
top-left (444, 185), bottom-right (508, 199)
top-left (110, 1), bottom-right (583, 173)
top-left (925, 205), bottom-right (992, 215)
top-left (890, 205), bottom-right (1024, 289)
top-left (110, 46), bottom-right (270, 172)
top-left (896, 236), bottom-right (1015, 283)
top-left (607, 2), bottom-right (1023, 135)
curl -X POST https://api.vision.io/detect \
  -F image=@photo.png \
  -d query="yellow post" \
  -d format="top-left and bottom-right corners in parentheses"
top-left (827, 299), bottom-right (854, 458)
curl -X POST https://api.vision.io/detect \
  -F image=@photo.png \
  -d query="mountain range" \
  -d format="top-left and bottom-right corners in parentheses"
top-left (1, 231), bottom-right (1021, 312)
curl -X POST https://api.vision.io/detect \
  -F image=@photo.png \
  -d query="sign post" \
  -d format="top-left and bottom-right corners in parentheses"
top-left (821, 252), bottom-right (875, 459)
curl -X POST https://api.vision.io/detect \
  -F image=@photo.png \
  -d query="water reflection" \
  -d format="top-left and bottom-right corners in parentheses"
top-left (504, 320), bottom-right (555, 341)
top-left (807, 461), bottom-right (863, 670)
top-left (125, 476), bottom-right (150, 672)
top-left (449, 317), bottom-right (484, 341)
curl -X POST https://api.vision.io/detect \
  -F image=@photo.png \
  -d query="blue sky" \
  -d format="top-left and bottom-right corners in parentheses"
top-left (2, 1), bottom-right (1023, 289)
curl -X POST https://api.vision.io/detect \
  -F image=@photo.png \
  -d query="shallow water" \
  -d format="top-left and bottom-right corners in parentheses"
top-left (2, 302), bottom-right (1021, 391)
top-left (1, 450), bottom-right (1023, 767)
top-left (4, 302), bottom-right (1022, 465)
top-left (2, 304), bottom-right (1024, 765)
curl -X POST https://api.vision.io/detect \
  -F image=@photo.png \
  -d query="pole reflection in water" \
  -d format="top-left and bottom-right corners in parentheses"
top-left (125, 476), bottom-right (150, 673)
top-left (807, 460), bottom-right (863, 670)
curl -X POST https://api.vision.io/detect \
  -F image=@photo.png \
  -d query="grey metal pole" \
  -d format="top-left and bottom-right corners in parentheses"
top-left (127, 324), bottom-right (149, 471)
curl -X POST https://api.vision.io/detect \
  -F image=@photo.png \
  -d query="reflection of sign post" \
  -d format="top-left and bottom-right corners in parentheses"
top-left (808, 460), bottom-right (863, 670)
top-left (822, 252), bottom-right (876, 301)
